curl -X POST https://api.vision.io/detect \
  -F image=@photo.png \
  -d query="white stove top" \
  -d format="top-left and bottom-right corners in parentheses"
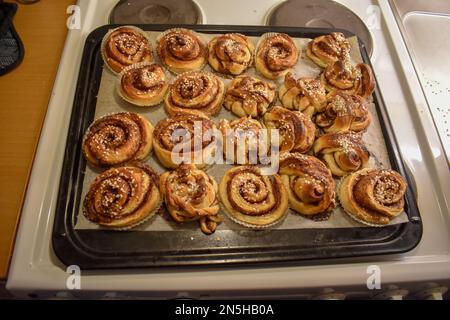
top-left (6, 0), bottom-right (450, 298)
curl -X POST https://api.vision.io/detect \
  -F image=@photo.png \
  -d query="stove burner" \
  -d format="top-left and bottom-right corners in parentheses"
top-left (110, 0), bottom-right (203, 25)
top-left (266, 0), bottom-right (374, 57)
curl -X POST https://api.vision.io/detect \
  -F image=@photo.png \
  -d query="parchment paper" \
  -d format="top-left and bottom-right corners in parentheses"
top-left (75, 30), bottom-right (408, 231)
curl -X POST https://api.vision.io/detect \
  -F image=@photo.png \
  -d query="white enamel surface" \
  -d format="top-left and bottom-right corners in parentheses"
top-left (402, 13), bottom-right (450, 163)
top-left (6, 0), bottom-right (450, 296)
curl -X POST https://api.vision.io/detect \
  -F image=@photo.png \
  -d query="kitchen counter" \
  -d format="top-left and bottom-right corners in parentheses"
top-left (0, 0), bottom-right (74, 279)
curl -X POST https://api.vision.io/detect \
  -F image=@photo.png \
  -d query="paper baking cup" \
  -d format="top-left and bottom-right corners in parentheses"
top-left (220, 203), bottom-right (288, 230)
top-left (116, 62), bottom-right (169, 107)
top-left (290, 209), bottom-right (333, 222)
top-left (101, 25), bottom-right (153, 75)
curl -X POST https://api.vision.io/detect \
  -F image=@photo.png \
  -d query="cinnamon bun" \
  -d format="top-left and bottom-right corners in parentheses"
top-left (101, 26), bottom-right (153, 74)
top-left (118, 62), bottom-right (168, 107)
top-left (263, 106), bottom-right (316, 153)
top-left (321, 60), bottom-right (375, 99)
top-left (219, 165), bottom-right (289, 228)
top-left (153, 113), bottom-right (217, 169)
top-left (339, 168), bottom-right (407, 225)
top-left (208, 33), bottom-right (254, 75)
top-left (157, 28), bottom-right (207, 74)
top-left (83, 112), bottom-right (153, 167)
top-left (223, 75), bottom-right (276, 118)
top-left (219, 117), bottom-right (268, 164)
top-left (306, 32), bottom-right (350, 68)
top-left (313, 131), bottom-right (370, 177)
top-left (255, 33), bottom-right (299, 80)
top-left (279, 153), bottom-right (336, 215)
top-left (278, 72), bottom-right (327, 116)
top-left (164, 71), bottom-right (225, 117)
top-left (83, 163), bottom-right (161, 228)
top-left (160, 164), bottom-right (222, 234)
top-left (315, 92), bottom-right (371, 133)
top-left (349, 94), bottom-right (372, 132)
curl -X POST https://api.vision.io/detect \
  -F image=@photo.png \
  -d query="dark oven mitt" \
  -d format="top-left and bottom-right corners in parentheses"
top-left (0, 1), bottom-right (24, 76)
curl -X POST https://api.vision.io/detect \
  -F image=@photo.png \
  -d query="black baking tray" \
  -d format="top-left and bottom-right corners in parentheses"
top-left (52, 25), bottom-right (422, 269)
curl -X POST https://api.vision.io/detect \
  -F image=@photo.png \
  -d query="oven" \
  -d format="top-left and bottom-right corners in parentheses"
top-left (6, 0), bottom-right (450, 299)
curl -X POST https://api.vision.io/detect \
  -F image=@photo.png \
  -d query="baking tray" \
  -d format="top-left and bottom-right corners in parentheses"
top-left (52, 25), bottom-right (422, 269)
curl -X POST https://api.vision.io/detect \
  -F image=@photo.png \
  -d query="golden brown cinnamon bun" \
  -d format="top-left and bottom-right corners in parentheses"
top-left (83, 113), bottom-right (153, 167)
top-left (279, 72), bottom-right (327, 116)
top-left (160, 164), bottom-right (222, 234)
top-left (101, 26), bottom-right (153, 74)
top-left (321, 60), bottom-right (375, 98)
top-left (223, 75), bottom-right (276, 118)
top-left (157, 28), bottom-right (207, 74)
top-left (255, 33), bottom-right (299, 79)
top-left (118, 62), bottom-right (168, 107)
top-left (354, 63), bottom-right (376, 99)
top-left (83, 163), bottom-right (161, 228)
top-left (315, 92), bottom-right (371, 133)
top-left (164, 71), bottom-right (225, 117)
top-left (306, 32), bottom-right (350, 68)
top-left (339, 168), bottom-right (407, 225)
top-left (279, 153), bottom-right (336, 215)
top-left (219, 117), bottom-right (268, 164)
top-left (314, 92), bottom-right (353, 133)
top-left (313, 131), bottom-right (370, 177)
top-left (208, 33), bottom-right (254, 75)
top-left (349, 94), bottom-right (372, 132)
top-left (219, 165), bottom-right (289, 228)
top-left (153, 113), bottom-right (217, 169)
top-left (263, 106), bottom-right (316, 153)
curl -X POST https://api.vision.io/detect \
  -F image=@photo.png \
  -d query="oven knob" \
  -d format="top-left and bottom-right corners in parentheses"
top-left (171, 292), bottom-right (195, 300)
top-left (414, 283), bottom-right (448, 300)
top-left (312, 288), bottom-right (346, 300)
top-left (372, 285), bottom-right (409, 300)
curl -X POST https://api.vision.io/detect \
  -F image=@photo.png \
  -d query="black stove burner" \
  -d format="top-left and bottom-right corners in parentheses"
top-left (110, 0), bottom-right (202, 25)
top-left (266, 0), bottom-right (374, 56)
